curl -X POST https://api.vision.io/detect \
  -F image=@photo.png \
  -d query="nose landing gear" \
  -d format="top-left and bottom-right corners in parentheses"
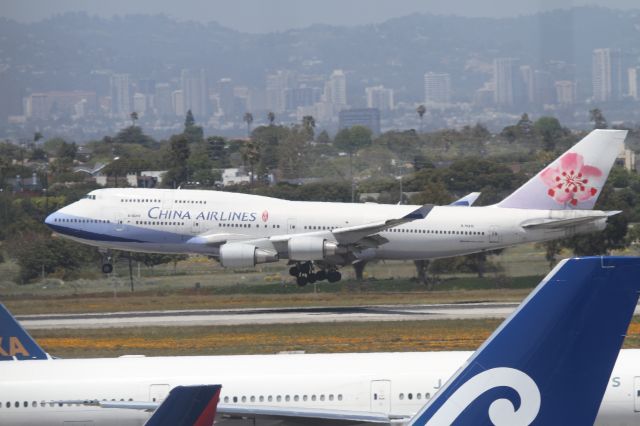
top-left (100, 250), bottom-right (113, 274)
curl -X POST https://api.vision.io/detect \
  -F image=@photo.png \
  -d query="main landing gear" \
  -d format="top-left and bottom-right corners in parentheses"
top-left (100, 250), bottom-right (113, 274)
top-left (289, 262), bottom-right (341, 286)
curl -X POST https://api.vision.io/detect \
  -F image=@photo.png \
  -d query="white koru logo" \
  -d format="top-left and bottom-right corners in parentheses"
top-left (426, 367), bottom-right (541, 426)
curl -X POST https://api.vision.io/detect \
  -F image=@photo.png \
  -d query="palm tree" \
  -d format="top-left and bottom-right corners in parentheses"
top-left (267, 111), bottom-right (275, 126)
top-left (240, 140), bottom-right (260, 185)
top-left (302, 115), bottom-right (315, 140)
top-left (130, 111), bottom-right (139, 127)
top-left (243, 112), bottom-right (254, 137)
top-left (416, 105), bottom-right (426, 132)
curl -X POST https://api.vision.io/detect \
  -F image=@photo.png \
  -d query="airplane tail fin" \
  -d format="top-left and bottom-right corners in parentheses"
top-left (496, 129), bottom-right (627, 210)
top-left (144, 385), bottom-right (222, 426)
top-left (0, 304), bottom-right (48, 361)
top-left (408, 256), bottom-right (640, 426)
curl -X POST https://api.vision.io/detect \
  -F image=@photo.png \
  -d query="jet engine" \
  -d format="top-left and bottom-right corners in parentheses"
top-left (287, 237), bottom-right (338, 261)
top-left (219, 243), bottom-right (279, 268)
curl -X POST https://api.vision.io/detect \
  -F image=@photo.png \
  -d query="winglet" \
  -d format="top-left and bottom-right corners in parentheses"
top-left (144, 385), bottom-right (222, 426)
top-left (450, 192), bottom-right (481, 206)
top-left (401, 204), bottom-right (434, 220)
top-left (0, 304), bottom-right (48, 361)
top-left (408, 256), bottom-right (640, 426)
top-left (497, 129), bottom-right (627, 210)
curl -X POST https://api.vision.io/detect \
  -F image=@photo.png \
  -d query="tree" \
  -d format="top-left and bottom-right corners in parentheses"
top-left (130, 111), bottom-right (139, 127)
top-left (302, 115), bottom-right (315, 140)
top-left (185, 109), bottom-right (195, 128)
top-left (533, 116), bottom-right (565, 151)
top-left (164, 134), bottom-right (191, 188)
top-left (416, 105), bottom-right (426, 132)
top-left (33, 132), bottom-right (43, 143)
top-left (267, 111), bottom-right (275, 126)
top-left (334, 126), bottom-right (373, 202)
top-left (240, 140), bottom-right (260, 185)
top-left (589, 108), bottom-right (608, 129)
top-left (316, 130), bottom-right (331, 144)
top-left (206, 136), bottom-right (229, 168)
top-left (277, 127), bottom-right (307, 179)
top-left (243, 112), bottom-right (254, 137)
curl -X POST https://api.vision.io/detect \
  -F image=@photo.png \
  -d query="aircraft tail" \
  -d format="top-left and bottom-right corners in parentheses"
top-left (496, 129), bottom-right (627, 210)
top-left (407, 256), bottom-right (640, 426)
top-left (144, 385), bottom-right (222, 426)
top-left (0, 304), bottom-right (48, 361)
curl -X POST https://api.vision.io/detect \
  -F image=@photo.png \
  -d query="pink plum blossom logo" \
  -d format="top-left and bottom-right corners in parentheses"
top-left (540, 152), bottom-right (602, 206)
top-left (261, 210), bottom-right (269, 222)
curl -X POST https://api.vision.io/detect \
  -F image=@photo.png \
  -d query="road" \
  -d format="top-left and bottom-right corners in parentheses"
top-left (19, 303), bottom-right (640, 330)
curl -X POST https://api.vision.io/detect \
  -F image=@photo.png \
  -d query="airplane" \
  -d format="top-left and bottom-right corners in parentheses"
top-left (140, 385), bottom-right (221, 426)
top-left (1, 256), bottom-right (639, 425)
top-left (44, 129), bottom-right (627, 285)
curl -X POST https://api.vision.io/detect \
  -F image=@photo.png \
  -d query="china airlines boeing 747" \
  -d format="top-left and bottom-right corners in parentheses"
top-left (45, 129), bottom-right (627, 285)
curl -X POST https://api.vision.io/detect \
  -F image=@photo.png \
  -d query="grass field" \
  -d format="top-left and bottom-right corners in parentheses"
top-left (29, 317), bottom-right (640, 358)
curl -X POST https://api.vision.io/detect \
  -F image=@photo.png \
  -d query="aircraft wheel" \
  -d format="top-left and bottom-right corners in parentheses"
top-left (316, 270), bottom-right (327, 281)
top-left (289, 266), bottom-right (299, 276)
top-left (327, 271), bottom-right (341, 283)
top-left (307, 273), bottom-right (317, 284)
top-left (102, 263), bottom-right (113, 274)
top-left (296, 275), bottom-right (308, 287)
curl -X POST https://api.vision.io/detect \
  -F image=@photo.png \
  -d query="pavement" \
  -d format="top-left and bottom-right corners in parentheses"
top-left (18, 302), bottom-right (531, 329)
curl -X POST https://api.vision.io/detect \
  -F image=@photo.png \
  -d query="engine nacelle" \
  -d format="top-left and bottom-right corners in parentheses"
top-left (288, 237), bottom-right (338, 261)
top-left (219, 243), bottom-right (279, 268)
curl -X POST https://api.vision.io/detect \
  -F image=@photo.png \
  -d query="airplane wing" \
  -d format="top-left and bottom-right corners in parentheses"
top-left (449, 192), bottom-right (481, 206)
top-left (520, 211), bottom-right (620, 230)
top-left (216, 404), bottom-right (403, 425)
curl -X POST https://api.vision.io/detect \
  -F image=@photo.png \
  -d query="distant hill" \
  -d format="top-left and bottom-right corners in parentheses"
top-left (1, 6), bottom-right (639, 104)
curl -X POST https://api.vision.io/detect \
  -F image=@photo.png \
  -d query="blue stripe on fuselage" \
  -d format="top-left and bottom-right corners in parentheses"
top-left (47, 223), bottom-right (147, 243)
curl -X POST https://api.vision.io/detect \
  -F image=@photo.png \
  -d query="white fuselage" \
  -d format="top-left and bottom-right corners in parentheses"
top-left (0, 350), bottom-right (637, 425)
top-left (46, 188), bottom-right (608, 263)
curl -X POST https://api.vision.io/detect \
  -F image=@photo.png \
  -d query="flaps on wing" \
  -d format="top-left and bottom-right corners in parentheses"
top-left (217, 404), bottom-right (395, 425)
top-left (332, 204), bottom-right (434, 245)
top-left (520, 211), bottom-right (619, 230)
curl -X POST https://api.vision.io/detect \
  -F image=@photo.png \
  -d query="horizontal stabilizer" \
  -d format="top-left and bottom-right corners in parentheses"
top-left (520, 211), bottom-right (619, 229)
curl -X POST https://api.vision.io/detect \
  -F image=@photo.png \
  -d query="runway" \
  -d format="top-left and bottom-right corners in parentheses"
top-left (19, 303), bottom-right (640, 330)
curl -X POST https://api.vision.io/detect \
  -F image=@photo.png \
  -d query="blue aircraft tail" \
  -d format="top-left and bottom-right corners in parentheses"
top-left (0, 304), bottom-right (48, 361)
top-left (408, 256), bottom-right (640, 426)
top-left (144, 385), bottom-right (222, 426)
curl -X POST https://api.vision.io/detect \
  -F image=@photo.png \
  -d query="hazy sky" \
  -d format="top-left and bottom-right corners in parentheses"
top-left (2, 0), bottom-right (638, 33)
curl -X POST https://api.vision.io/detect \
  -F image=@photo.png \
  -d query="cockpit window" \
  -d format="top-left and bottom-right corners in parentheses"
top-left (83, 194), bottom-right (96, 200)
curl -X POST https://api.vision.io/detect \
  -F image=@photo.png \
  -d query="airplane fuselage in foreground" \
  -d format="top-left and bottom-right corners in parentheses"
top-left (0, 350), bottom-right (637, 425)
top-left (46, 188), bottom-right (609, 262)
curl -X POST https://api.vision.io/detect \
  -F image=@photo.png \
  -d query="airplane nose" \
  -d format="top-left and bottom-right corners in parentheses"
top-left (44, 212), bottom-right (56, 227)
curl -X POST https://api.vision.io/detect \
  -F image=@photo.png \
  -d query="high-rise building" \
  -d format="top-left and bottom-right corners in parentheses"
top-left (555, 81), bottom-right (576, 105)
top-left (132, 93), bottom-right (147, 116)
top-left (424, 72), bottom-right (451, 104)
top-left (181, 69), bottom-right (208, 121)
top-left (592, 48), bottom-right (622, 102)
top-left (326, 69), bottom-right (347, 107)
top-left (266, 70), bottom-right (294, 113)
top-left (338, 108), bottom-right (380, 136)
top-left (216, 78), bottom-right (235, 116)
top-left (493, 58), bottom-right (518, 107)
top-left (365, 85), bottom-right (394, 111)
top-left (110, 73), bottom-right (131, 117)
top-left (154, 83), bottom-right (173, 117)
top-left (628, 68), bottom-right (639, 100)
top-left (285, 87), bottom-right (320, 110)
top-left (172, 90), bottom-right (185, 117)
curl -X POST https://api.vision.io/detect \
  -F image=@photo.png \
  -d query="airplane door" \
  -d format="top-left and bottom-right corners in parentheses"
top-left (370, 380), bottom-right (391, 414)
top-left (634, 377), bottom-right (640, 411)
top-left (115, 218), bottom-right (127, 232)
top-left (287, 218), bottom-right (297, 234)
top-left (489, 225), bottom-right (501, 243)
top-left (149, 384), bottom-right (171, 403)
